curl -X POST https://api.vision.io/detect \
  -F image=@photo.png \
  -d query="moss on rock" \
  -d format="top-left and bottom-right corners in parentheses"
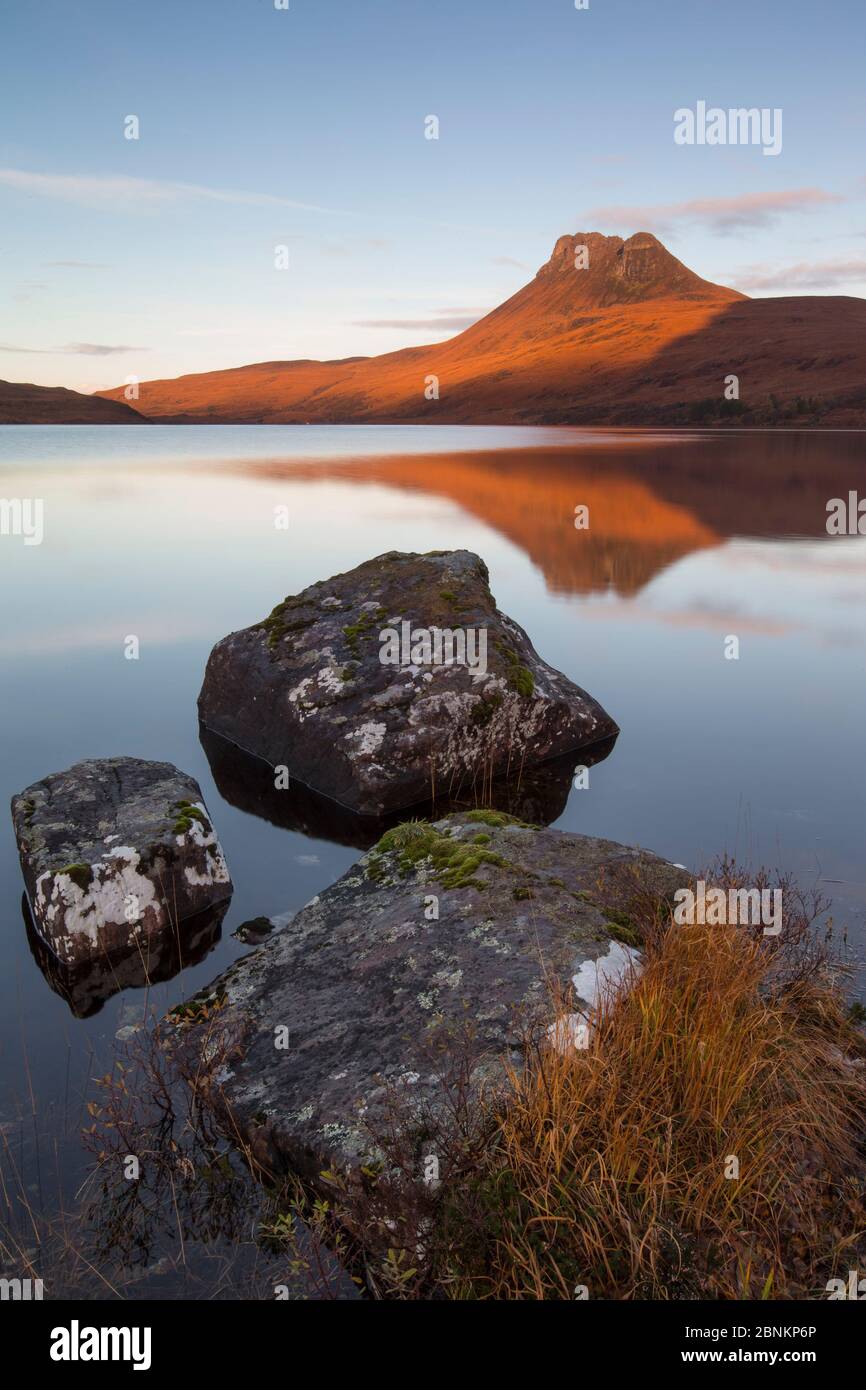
top-left (55, 862), bottom-right (94, 892)
top-left (365, 819), bottom-right (510, 891)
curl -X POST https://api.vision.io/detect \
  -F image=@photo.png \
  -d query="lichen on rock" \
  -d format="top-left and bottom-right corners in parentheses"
top-left (197, 549), bottom-right (618, 817)
top-left (168, 813), bottom-right (689, 1185)
top-left (11, 757), bottom-right (233, 967)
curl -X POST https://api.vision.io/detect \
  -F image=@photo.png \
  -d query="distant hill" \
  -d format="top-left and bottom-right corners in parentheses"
top-left (0, 379), bottom-right (145, 425)
top-left (29, 231), bottom-right (866, 427)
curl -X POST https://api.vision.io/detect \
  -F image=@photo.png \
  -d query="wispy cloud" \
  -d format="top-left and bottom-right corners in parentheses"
top-left (584, 188), bottom-right (843, 232)
top-left (352, 307), bottom-right (487, 332)
top-left (732, 257), bottom-right (866, 291)
top-left (319, 237), bottom-right (388, 258)
top-left (0, 342), bottom-right (146, 356)
top-left (0, 167), bottom-right (347, 215)
top-left (491, 255), bottom-right (531, 271)
top-left (12, 281), bottom-right (48, 304)
top-left (46, 259), bottom-right (108, 269)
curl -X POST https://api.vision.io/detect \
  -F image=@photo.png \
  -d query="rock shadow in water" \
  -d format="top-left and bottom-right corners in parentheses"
top-left (200, 721), bottom-right (617, 851)
top-left (21, 892), bottom-right (228, 1019)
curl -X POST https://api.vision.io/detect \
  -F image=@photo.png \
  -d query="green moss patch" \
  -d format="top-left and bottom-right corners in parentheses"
top-left (469, 692), bottom-right (503, 727)
top-left (366, 820), bottom-right (510, 892)
top-left (55, 862), bottom-right (94, 892)
top-left (342, 606), bottom-right (387, 657)
top-left (495, 640), bottom-right (535, 697)
top-left (172, 800), bottom-right (212, 836)
top-left (602, 908), bottom-right (643, 948)
top-left (256, 596), bottom-right (316, 653)
top-left (464, 809), bottom-right (538, 830)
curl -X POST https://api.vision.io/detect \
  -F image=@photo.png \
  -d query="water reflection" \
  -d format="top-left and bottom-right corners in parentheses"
top-left (220, 430), bottom-right (866, 596)
top-left (200, 723), bottom-right (618, 850)
top-left (23, 893), bottom-right (228, 1018)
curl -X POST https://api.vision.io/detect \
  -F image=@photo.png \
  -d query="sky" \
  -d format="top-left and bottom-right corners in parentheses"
top-left (1, 0), bottom-right (864, 392)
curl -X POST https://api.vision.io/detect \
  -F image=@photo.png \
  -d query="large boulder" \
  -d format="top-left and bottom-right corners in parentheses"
top-left (11, 758), bottom-right (232, 967)
top-left (171, 812), bottom-right (688, 1182)
top-left (198, 550), bottom-right (618, 817)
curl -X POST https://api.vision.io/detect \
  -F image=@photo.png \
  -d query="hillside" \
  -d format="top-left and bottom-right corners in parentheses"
top-left (0, 379), bottom-right (145, 425)
top-left (94, 232), bottom-right (866, 427)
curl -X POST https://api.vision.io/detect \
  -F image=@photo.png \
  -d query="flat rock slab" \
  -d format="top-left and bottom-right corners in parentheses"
top-left (197, 549), bottom-right (618, 817)
top-left (176, 812), bottom-right (688, 1182)
top-left (11, 757), bottom-right (232, 967)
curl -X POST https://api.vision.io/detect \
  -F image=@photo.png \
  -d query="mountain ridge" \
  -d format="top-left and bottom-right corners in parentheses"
top-left (2, 231), bottom-right (864, 425)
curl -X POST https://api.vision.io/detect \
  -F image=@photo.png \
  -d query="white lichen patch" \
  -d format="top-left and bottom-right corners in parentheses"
top-left (287, 676), bottom-right (315, 720)
top-left (35, 845), bottom-right (162, 956)
top-left (571, 940), bottom-right (641, 1011)
top-left (176, 805), bottom-right (231, 887)
top-left (432, 967), bottom-right (463, 990)
top-left (547, 942), bottom-right (643, 1054)
top-left (317, 664), bottom-right (346, 696)
top-left (345, 721), bottom-right (386, 755)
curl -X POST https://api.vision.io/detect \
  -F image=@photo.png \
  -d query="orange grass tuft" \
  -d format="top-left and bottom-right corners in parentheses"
top-left (438, 918), bottom-right (866, 1300)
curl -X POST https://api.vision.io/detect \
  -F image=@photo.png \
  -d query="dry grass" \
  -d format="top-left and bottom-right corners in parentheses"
top-left (3, 859), bottom-right (863, 1302)
top-left (435, 910), bottom-right (866, 1300)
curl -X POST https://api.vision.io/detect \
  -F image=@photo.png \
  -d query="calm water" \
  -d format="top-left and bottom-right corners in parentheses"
top-left (1, 424), bottom-right (865, 1294)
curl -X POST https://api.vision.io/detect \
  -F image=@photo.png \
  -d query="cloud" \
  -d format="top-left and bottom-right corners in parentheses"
top-left (732, 257), bottom-right (866, 291)
top-left (584, 188), bottom-right (843, 232)
top-left (353, 307), bottom-right (488, 331)
top-left (0, 342), bottom-right (146, 356)
top-left (319, 237), bottom-right (388, 258)
top-left (12, 281), bottom-right (48, 304)
top-left (0, 167), bottom-right (347, 215)
top-left (46, 259), bottom-right (108, 269)
top-left (491, 255), bottom-right (531, 270)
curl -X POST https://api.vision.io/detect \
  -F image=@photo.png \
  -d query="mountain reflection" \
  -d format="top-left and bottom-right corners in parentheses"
top-left (221, 430), bottom-right (865, 596)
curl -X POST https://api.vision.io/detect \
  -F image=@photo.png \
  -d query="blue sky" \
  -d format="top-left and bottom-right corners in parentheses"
top-left (1, 0), bottom-right (864, 390)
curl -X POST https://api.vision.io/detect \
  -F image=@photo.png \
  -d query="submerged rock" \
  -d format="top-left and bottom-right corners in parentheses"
top-left (197, 550), bottom-right (618, 817)
top-left (173, 812), bottom-right (688, 1182)
top-left (11, 757), bottom-right (232, 968)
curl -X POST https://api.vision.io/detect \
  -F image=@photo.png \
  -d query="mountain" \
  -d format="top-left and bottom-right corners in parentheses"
top-left (89, 231), bottom-right (866, 427)
top-left (0, 379), bottom-right (145, 425)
